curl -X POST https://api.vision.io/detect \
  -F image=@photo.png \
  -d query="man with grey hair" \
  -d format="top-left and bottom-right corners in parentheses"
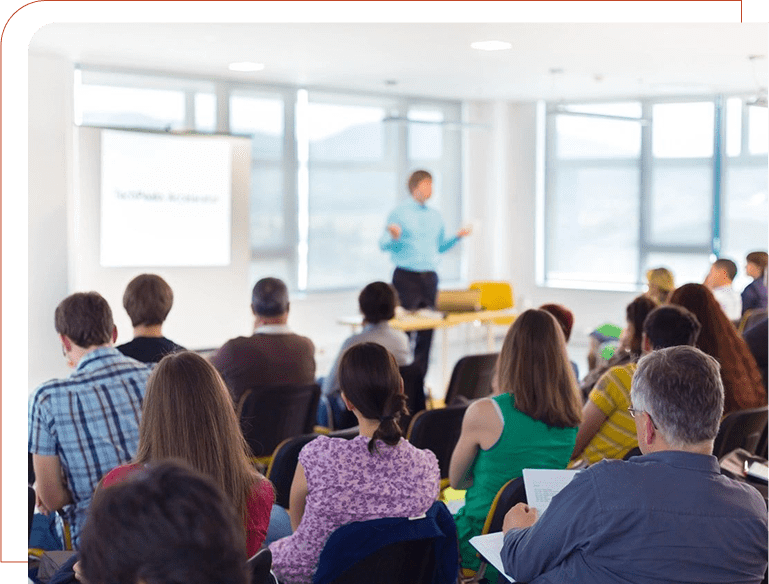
top-left (211, 277), bottom-right (315, 403)
top-left (500, 346), bottom-right (767, 584)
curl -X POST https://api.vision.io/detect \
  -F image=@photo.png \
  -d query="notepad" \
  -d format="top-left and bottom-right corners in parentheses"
top-left (522, 468), bottom-right (581, 516)
top-left (469, 532), bottom-right (515, 582)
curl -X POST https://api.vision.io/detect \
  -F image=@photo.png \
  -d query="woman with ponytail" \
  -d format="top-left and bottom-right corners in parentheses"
top-left (269, 342), bottom-right (440, 584)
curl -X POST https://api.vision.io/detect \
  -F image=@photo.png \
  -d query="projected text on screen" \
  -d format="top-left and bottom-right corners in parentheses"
top-left (100, 130), bottom-right (232, 267)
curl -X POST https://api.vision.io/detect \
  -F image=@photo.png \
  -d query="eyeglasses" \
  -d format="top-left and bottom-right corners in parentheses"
top-left (627, 407), bottom-right (658, 429)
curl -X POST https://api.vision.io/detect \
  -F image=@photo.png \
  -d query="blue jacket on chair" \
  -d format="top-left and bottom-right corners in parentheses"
top-left (313, 500), bottom-right (459, 584)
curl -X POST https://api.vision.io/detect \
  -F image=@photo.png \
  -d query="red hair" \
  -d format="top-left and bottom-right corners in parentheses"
top-left (669, 283), bottom-right (765, 414)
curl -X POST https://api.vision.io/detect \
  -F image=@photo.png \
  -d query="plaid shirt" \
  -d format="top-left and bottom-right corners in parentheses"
top-left (28, 347), bottom-right (151, 547)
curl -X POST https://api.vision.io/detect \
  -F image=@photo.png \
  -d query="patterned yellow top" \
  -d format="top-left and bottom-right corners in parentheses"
top-left (579, 362), bottom-right (639, 466)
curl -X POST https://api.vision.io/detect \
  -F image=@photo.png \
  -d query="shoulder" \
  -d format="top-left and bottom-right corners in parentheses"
top-left (250, 478), bottom-right (276, 507)
top-left (399, 438), bottom-right (439, 468)
top-left (101, 463), bottom-right (143, 488)
top-left (286, 333), bottom-right (314, 351)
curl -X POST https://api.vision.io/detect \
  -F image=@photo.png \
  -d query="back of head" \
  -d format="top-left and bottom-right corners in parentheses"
top-left (668, 283), bottom-right (731, 357)
top-left (122, 274), bottom-right (174, 327)
top-left (79, 460), bottom-right (249, 584)
top-left (747, 251), bottom-right (768, 277)
top-left (713, 258), bottom-right (738, 282)
top-left (407, 169), bottom-right (432, 193)
top-left (54, 292), bottom-right (114, 348)
top-left (339, 342), bottom-right (408, 453)
top-left (539, 303), bottom-right (574, 342)
top-left (497, 309), bottom-right (582, 428)
top-left (646, 267), bottom-right (675, 293)
top-left (626, 295), bottom-right (658, 354)
top-left (631, 346), bottom-right (724, 448)
top-left (643, 305), bottom-right (701, 350)
top-left (251, 277), bottom-right (289, 317)
top-left (359, 281), bottom-right (398, 324)
top-left (136, 351), bottom-right (258, 521)
top-left (669, 283), bottom-right (764, 411)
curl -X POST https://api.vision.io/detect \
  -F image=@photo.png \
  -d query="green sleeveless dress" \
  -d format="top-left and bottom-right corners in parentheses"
top-left (454, 392), bottom-right (577, 574)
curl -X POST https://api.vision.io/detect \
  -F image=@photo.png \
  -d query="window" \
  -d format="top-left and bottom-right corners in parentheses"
top-left (75, 68), bottom-right (464, 292)
top-left (543, 98), bottom-right (768, 290)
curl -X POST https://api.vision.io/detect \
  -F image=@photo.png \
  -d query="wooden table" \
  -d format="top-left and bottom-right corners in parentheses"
top-left (338, 308), bottom-right (517, 387)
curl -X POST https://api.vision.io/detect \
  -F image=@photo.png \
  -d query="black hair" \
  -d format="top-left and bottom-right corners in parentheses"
top-left (643, 305), bottom-right (702, 350)
top-left (78, 460), bottom-right (249, 584)
top-left (359, 282), bottom-right (399, 324)
top-left (338, 343), bottom-right (408, 454)
top-left (251, 277), bottom-right (289, 316)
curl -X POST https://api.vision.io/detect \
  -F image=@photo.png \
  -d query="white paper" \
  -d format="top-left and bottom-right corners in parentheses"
top-left (444, 498), bottom-right (465, 514)
top-left (522, 468), bottom-right (581, 516)
top-left (747, 461), bottom-right (769, 482)
top-left (469, 532), bottom-right (515, 582)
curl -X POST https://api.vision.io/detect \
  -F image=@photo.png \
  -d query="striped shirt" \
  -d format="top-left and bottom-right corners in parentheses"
top-left (579, 363), bottom-right (638, 466)
top-left (28, 347), bottom-right (151, 547)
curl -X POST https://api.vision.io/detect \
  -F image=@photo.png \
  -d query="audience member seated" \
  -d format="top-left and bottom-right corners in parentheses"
top-left (501, 346), bottom-right (768, 584)
top-left (742, 251), bottom-right (768, 315)
top-left (669, 283), bottom-right (765, 414)
top-left (269, 342), bottom-right (439, 584)
top-left (743, 317), bottom-right (768, 391)
top-left (320, 281), bottom-right (412, 428)
top-left (449, 309), bottom-right (581, 578)
top-left (116, 273), bottom-right (185, 363)
top-left (704, 257), bottom-right (742, 321)
top-left (211, 277), bottom-right (316, 404)
top-left (100, 351), bottom-right (274, 556)
top-left (581, 295), bottom-right (657, 399)
top-left (28, 292), bottom-right (151, 548)
top-left (78, 461), bottom-right (250, 584)
top-left (571, 304), bottom-right (701, 466)
top-left (539, 303), bottom-right (579, 380)
top-left (645, 266), bottom-right (675, 304)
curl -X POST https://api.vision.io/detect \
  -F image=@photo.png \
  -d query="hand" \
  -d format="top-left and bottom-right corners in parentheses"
top-left (73, 561), bottom-right (86, 583)
top-left (36, 491), bottom-right (51, 516)
top-left (503, 503), bottom-right (538, 532)
top-left (457, 225), bottom-right (472, 238)
top-left (387, 224), bottom-right (402, 240)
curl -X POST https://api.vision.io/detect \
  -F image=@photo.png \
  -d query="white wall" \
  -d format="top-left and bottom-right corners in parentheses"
top-left (27, 55), bottom-right (638, 393)
top-left (28, 53), bottom-right (74, 389)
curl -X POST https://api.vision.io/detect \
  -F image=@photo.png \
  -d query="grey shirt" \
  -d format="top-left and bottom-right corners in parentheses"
top-left (322, 322), bottom-right (412, 397)
top-left (502, 451), bottom-right (768, 584)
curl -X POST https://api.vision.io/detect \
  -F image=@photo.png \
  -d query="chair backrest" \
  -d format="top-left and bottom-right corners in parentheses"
top-left (313, 501), bottom-right (458, 584)
top-left (469, 281), bottom-right (514, 311)
top-left (482, 477), bottom-right (528, 534)
top-left (266, 433), bottom-right (320, 509)
top-left (406, 405), bottom-right (468, 480)
top-left (713, 407), bottom-right (769, 459)
top-left (739, 308), bottom-right (768, 333)
top-left (237, 384), bottom-right (321, 458)
top-left (444, 353), bottom-right (498, 406)
top-left (622, 446), bottom-right (642, 460)
top-left (248, 547), bottom-right (276, 584)
top-left (399, 362), bottom-right (426, 431)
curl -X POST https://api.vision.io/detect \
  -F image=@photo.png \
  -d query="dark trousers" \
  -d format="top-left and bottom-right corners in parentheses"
top-left (392, 267), bottom-right (438, 375)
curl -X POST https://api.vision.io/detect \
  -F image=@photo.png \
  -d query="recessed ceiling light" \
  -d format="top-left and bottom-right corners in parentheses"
top-left (228, 61), bottom-right (265, 72)
top-left (471, 41), bottom-right (512, 51)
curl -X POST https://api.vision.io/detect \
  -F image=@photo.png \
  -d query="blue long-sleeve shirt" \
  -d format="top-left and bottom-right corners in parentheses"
top-left (501, 451), bottom-right (768, 584)
top-left (379, 199), bottom-right (460, 272)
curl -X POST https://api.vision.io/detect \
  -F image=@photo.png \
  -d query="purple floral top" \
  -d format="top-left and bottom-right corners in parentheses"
top-left (269, 435), bottom-right (440, 584)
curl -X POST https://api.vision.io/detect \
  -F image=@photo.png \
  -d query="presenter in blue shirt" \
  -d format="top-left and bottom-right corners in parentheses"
top-left (379, 170), bottom-right (471, 374)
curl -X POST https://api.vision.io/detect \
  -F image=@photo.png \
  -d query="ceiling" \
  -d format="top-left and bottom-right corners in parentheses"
top-left (29, 23), bottom-right (768, 102)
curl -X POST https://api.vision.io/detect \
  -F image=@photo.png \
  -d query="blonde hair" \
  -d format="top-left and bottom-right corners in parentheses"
top-left (135, 352), bottom-right (268, 526)
top-left (496, 309), bottom-right (582, 428)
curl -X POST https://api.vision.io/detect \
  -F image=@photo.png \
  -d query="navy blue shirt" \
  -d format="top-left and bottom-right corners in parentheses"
top-left (742, 278), bottom-right (768, 315)
top-left (502, 451), bottom-right (768, 584)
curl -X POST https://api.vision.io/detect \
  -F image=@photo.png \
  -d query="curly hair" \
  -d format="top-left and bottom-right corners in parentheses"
top-left (669, 283), bottom-right (765, 414)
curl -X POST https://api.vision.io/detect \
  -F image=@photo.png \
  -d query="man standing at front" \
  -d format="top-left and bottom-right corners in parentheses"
top-left (28, 292), bottom-right (151, 548)
top-left (380, 170), bottom-right (471, 373)
top-left (501, 345), bottom-right (767, 584)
